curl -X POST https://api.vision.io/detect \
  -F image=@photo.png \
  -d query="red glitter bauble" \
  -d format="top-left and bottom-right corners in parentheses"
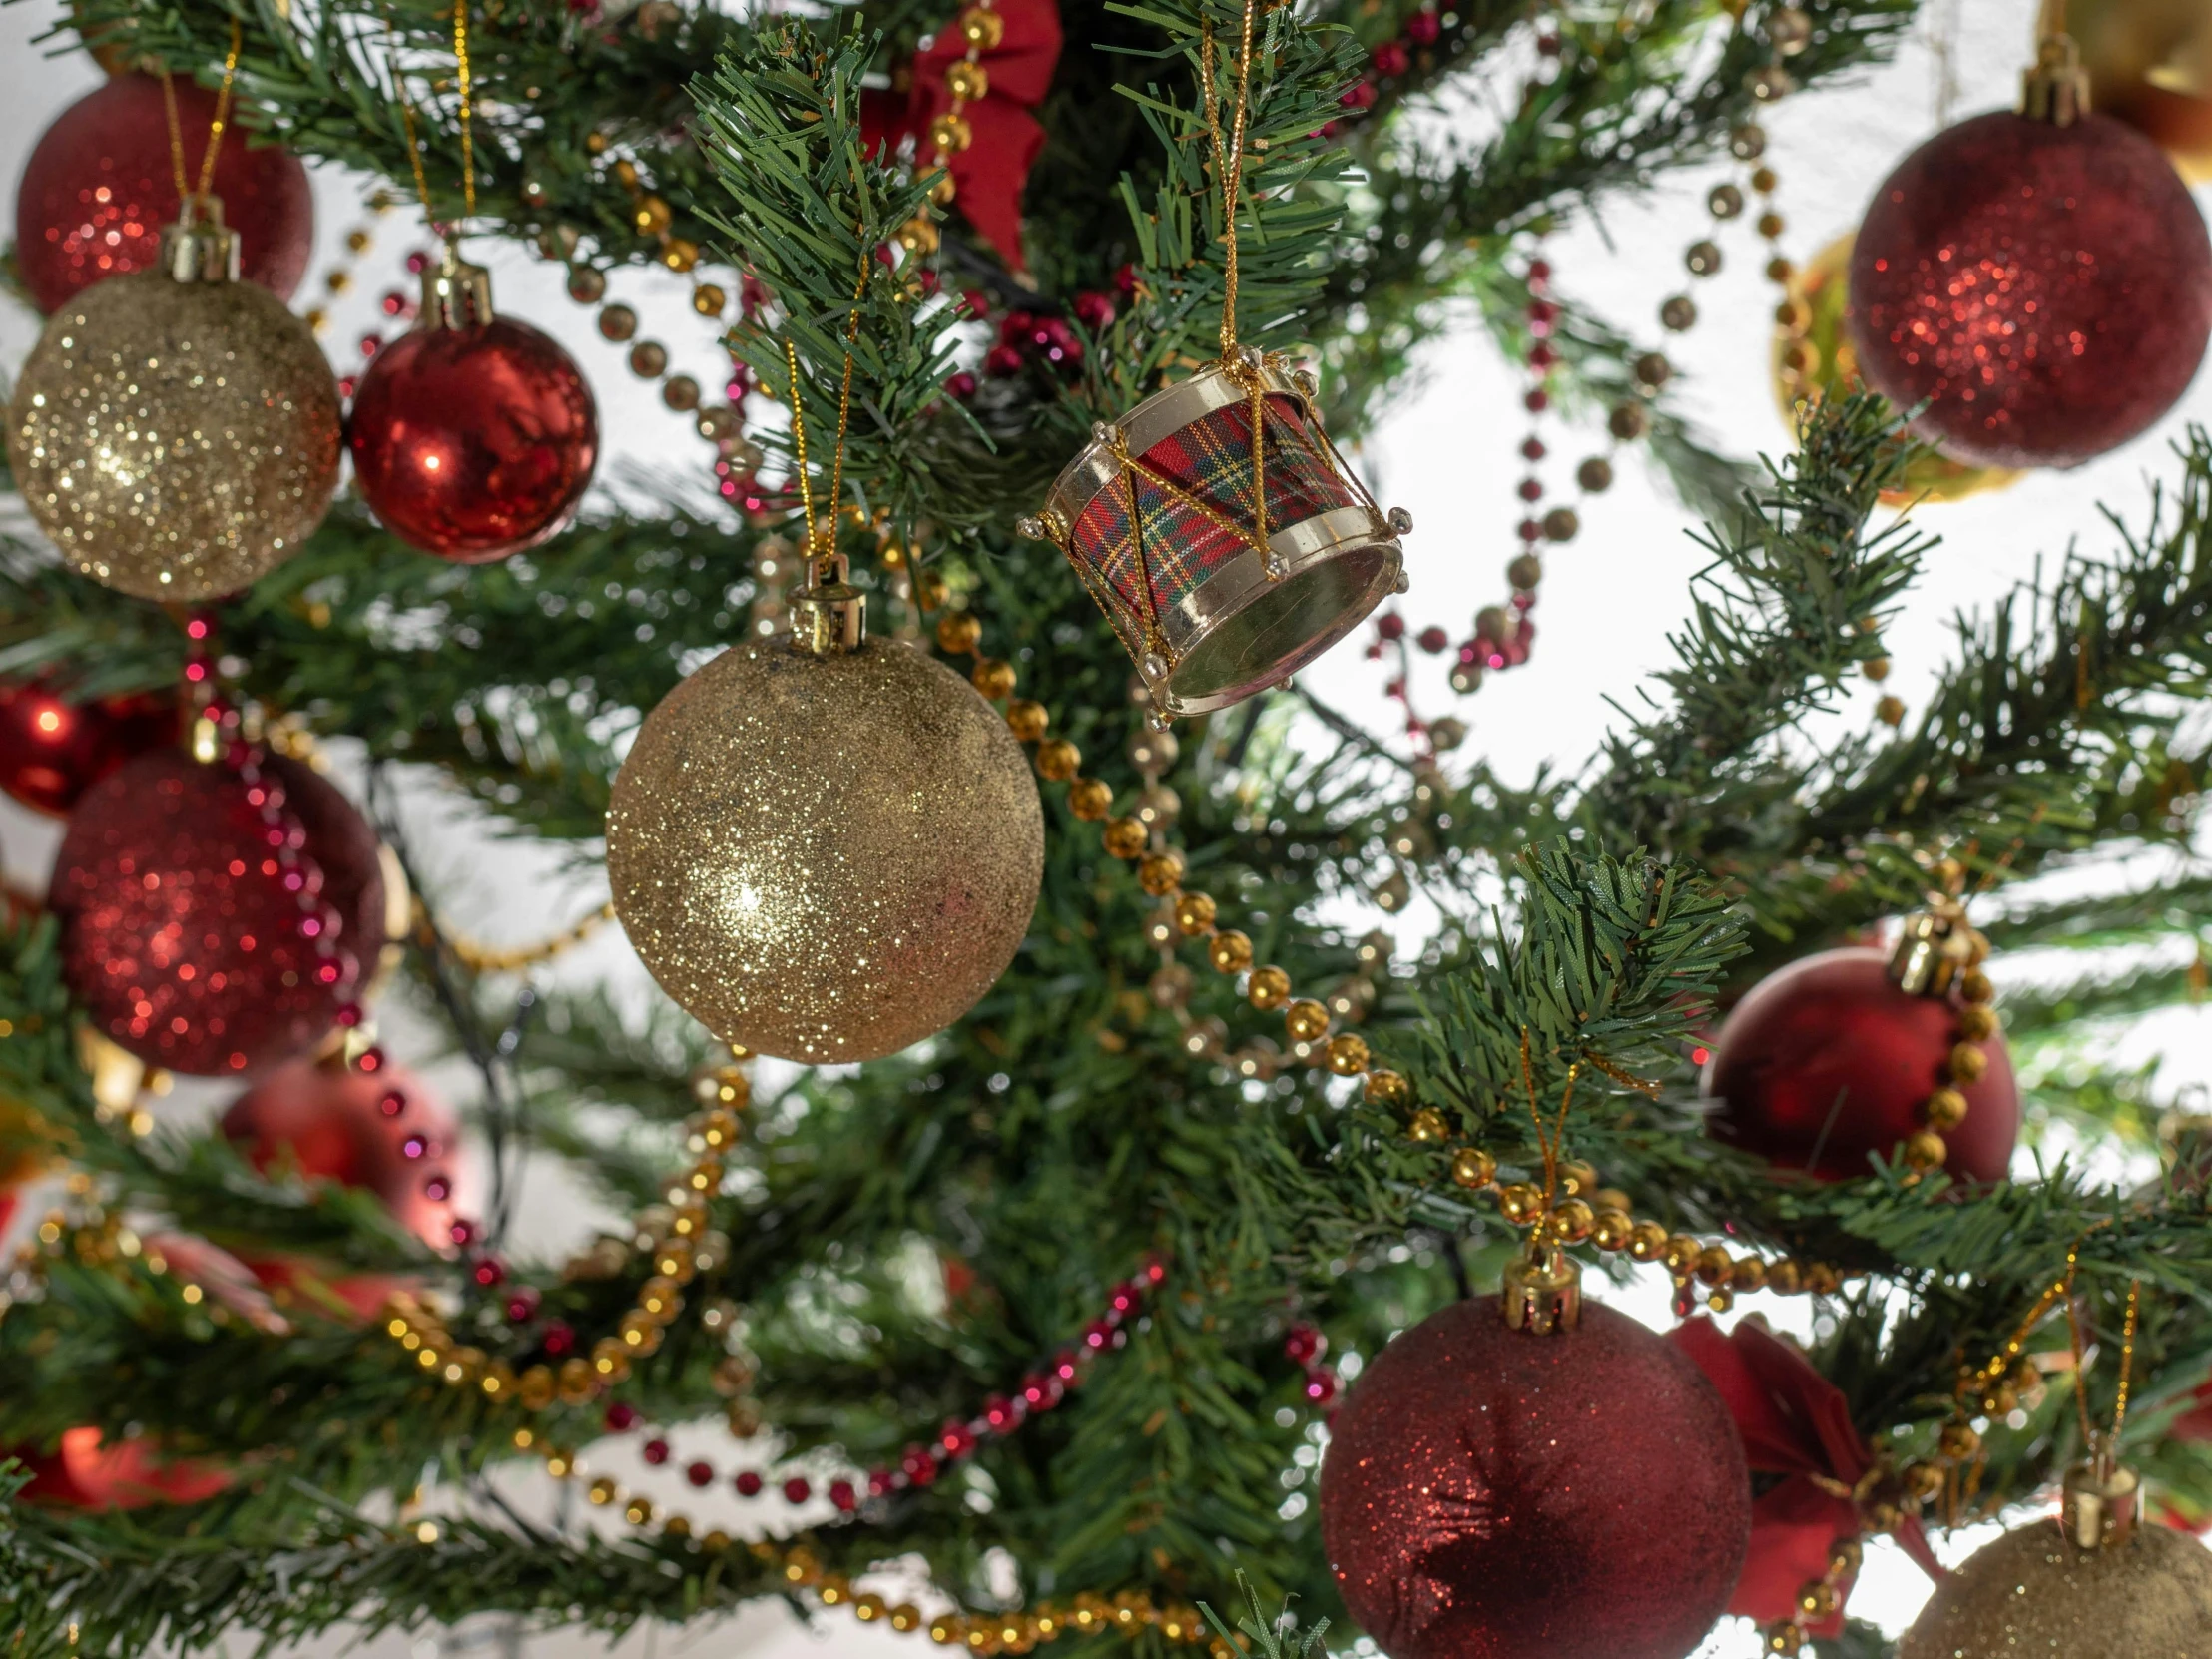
top-left (346, 316), bottom-right (599, 562)
top-left (1701, 948), bottom-right (2018, 1184)
top-left (14, 74), bottom-right (313, 314)
top-left (48, 750), bottom-right (387, 1076)
top-left (0, 681), bottom-right (180, 816)
top-left (223, 1057), bottom-right (461, 1253)
top-left (1847, 110), bottom-right (2212, 469)
top-left (1319, 1297), bottom-right (1752, 1659)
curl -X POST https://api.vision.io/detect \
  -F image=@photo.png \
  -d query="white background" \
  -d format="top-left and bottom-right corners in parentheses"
top-left (4, 0), bottom-right (2212, 1652)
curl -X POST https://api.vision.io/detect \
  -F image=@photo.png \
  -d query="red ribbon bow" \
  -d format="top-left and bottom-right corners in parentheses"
top-left (862, 0), bottom-right (1063, 273)
top-left (1671, 1315), bottom-right (1943, 1633)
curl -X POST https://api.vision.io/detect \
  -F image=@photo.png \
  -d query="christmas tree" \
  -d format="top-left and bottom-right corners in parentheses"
top-left (4, 0), bottom-right (2212, 1654)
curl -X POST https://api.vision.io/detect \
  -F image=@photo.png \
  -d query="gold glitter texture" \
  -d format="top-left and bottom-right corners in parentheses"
top-left (607, 634), bottom-right (1044, 1064)
top-left (1899, 1520), bottom-right (2212, 1659)
top-left (8, 266), bottom-right (340, 601)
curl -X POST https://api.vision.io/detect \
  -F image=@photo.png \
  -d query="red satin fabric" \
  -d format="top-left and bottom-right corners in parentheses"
top-left (1671, 1316), bottom-right (1943, 1631)
top-left (863, 0), bottom-right (1062, 271)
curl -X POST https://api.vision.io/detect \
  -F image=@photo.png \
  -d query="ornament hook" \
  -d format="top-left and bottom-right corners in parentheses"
top-left (160, 193), bottom-right (242, 285)
top-left (790, 552), bottom-right (867, 657)
top-left (2061, 1450), bottom-right (2139, 1550)
top-left (420, 244), bottom-right (495, 330)
top-left (1502, 1245), bottom-right (1581, 1335)
top-left (2021, 27), bottom-right (2091, 126)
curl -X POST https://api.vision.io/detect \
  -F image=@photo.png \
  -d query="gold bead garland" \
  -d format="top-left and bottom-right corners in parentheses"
top-left (301, 189), bottom-right (400, 340)
top-left (899, 0), bottom-right (1004, 252)
top-left (8, 1196), bottom-right (271, 1328)
top-left (528, 151), bottom-right (746, 441)
top-left (416, 896), bottom-right (617, 975)
top-left (1403, 7), bottom-right (1815, 730)
top-left (1409, 1122), bottom-right (1851, 1312)
top-left (1887, 899), bottom-right (2001, 1176)
top-left (379, 1059), bottom-right (754, 1420)
top-left (1760, 1534), bottom-right (1865, 1656)
top-left (916, 582), bottom-right (1401, 1080)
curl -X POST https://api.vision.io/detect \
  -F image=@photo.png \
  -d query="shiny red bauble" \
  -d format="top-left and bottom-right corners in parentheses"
top-left (0, 680), bottom-right (180, 815)
top-left (14, 73), bottom-right (313, 314)
top-left (1319, 1297), bottom-right (1752, 1659)
top-left (1847, 110), bottom-right (2212, 469)
top-left (223, 1057), bottom-right (461, 1253)
top-left (48, 750), bottom-right (387, 1076)
top-left (1702, 948), bottom-right (2018, 1184)
top-left (347, 315), bottom-right (598, 562)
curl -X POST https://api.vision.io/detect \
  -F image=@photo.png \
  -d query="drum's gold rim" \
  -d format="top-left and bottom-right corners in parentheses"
top-left (1156, 513), bottom-right (1404, 717)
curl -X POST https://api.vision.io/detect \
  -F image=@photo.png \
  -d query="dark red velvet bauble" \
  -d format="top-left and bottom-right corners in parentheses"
top-left (1702, 947), bottom-right (2018, 1184)
top-left (346, 316), bottom-right (599, 562)
top-left (0, 681), bottom-right (181, 815)
top-left (223, 1057), bottom-right (460, 1253)
top-left (1319, 1297), bottom-right (1752, 1659)
top-left (14, 74), bottom-right (313, 314)
top-left (48, 750), bottom-right (386, 1076)
top-left (1847, 110), bottom-right (2212, 469)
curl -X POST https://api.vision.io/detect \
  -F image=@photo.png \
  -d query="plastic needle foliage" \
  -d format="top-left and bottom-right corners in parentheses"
top-left (3, 0), bottom-right (2212, 1656)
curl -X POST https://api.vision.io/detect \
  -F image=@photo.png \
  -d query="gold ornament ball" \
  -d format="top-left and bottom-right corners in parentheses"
top-left (607, 633), bottom-right (1044, 1063)
top-left (1900, 1520), bottom-right (2212, 1659)
top-left (9, 263), bottom-right (340, 601)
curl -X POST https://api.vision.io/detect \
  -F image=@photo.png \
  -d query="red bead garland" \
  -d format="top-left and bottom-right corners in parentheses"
top-left (594, 1258), bottom-right (1169, 1516)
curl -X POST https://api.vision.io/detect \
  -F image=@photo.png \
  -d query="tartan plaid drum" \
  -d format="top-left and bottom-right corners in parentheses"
top-left (1072, 392), bottom-right (1344, 620)
top-left (1024, 356), bottom-right (1408, 720)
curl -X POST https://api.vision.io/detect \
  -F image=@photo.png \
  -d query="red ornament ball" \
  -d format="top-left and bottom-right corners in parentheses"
top-left (48, 750), bottom-right (387, 1076)
top-left (1319, 1297), bottom-right (1752, 1659)
top-left (1847, 110), bottom-right (2212, 469)
top-left (0, 680), bottom-right (180, 816)
top-left (347, 314), bottom-right (599, 562)
top-left (224, 1058), bottom-right (461, 1253)
top-left (14, 73), bottom-right (313, 314)
top-left (1701, 947), bottom-right (2018, 1184)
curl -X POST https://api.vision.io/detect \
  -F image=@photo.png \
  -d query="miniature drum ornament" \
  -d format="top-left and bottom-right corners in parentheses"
top-left (1019, 353), bottom-right (1409, 720)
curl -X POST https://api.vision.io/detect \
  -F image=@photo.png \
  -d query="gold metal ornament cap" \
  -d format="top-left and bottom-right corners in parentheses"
top-left (2023, 30), bottom-right (2093, 124)
top-left (789, 554), bottom-right (867, 657)
top-left (160, 193), bottom-right (243, 283)
top-left (2062, 1453), bottom-right (2140, 1550)
top-left (1502, 1246), bottom-right (1581, 1335)
top-left (419, 245), bottom-right (496, 330)
top-left (1888, 899), bottom-right (1985, 997)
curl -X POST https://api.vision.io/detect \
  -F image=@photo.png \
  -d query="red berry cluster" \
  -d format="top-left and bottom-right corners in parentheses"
top-left (1332, 4), bottom-right (1449, 129)
top-left (600, 1258), bottom-right (1169, 1519)
top-left (1284, 1321), bottom-right (1342, 1409)
top-left (945, 269), bottom-right (1130, 402)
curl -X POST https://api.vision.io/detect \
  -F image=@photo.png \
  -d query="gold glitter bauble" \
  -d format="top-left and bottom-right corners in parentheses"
top-left (8, 266), bottom-right (340, 601)
top-left (1899, 1520), bottom-right (2212, 1659)
top-left (607, 633), bottom-right (1044, 1064)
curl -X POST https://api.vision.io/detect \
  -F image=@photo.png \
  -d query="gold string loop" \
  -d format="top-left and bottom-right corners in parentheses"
top-left (158, 19), bottom-right (245, 209)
